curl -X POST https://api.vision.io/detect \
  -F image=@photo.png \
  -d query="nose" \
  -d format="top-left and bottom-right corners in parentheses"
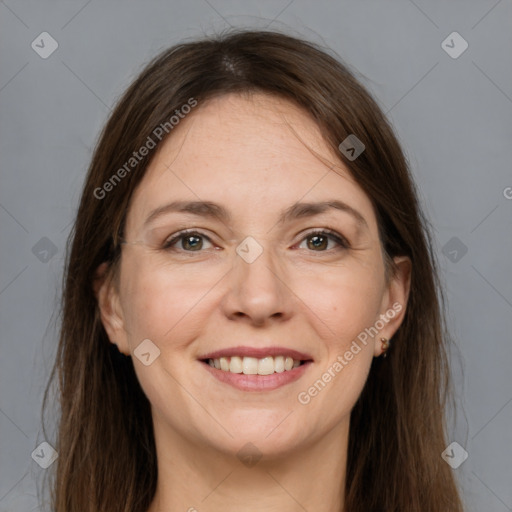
top-left (220, 239), bottom-right (293, 327)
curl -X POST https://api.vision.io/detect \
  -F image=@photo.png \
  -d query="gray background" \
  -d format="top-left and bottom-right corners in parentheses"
top-left (1, 1), bottom-right (511, 510)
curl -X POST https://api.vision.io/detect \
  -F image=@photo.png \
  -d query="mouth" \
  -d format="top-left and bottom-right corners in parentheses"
top-left (200, 355), bottom-right (310, 375)
top-left (197, 346), bottom-right (314, 391)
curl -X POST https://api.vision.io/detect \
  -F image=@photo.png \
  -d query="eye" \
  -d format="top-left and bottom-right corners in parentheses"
top-left (161, 228), bottom-right (349, 254)
top-left (297, 229), bottom-right (349, 252)
top-left (162, 230), bottom-right (215, 252)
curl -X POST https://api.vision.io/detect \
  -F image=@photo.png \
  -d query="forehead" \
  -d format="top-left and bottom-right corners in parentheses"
top-left (125, 93), bottom-right (378, 235)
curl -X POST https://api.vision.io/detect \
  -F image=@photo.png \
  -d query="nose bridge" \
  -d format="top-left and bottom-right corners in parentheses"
top-left (224, 235), bottom-right (291, 322)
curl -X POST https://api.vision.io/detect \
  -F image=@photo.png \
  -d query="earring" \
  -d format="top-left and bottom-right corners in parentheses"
top-left (380, 337), bottom-right (390, 358)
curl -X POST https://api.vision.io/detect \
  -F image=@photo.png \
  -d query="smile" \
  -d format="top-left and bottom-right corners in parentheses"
top-left (198, 346), bottom-right (313, 391)
top-left (205, 355), bottom-right (303, 375)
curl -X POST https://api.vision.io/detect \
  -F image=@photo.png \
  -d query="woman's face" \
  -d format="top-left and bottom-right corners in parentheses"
top-left (98, 93), bottom-right (410, 459)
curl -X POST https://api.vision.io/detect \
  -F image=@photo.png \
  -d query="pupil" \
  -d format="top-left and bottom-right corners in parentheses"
top-left (309, 235), bottom-right (327, 250)
top-left (184, 235), bottom-right (202, 250)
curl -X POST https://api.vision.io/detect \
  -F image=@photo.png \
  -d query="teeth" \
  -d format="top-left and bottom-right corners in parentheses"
top-left (229, 356), bottom-right (243, 373)
top-left (274, 355), bottom-right (285, 373)
top-left (243, 357), bottom-right (258, 375)
top-left (258, 356), bottom-right (274, 375)
top-left (207, 355), bottom-right (304, 375)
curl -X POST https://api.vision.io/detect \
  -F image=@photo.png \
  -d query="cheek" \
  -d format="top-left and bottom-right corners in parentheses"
top-left (118, 255), bottom-right (226, 345)
top-left (295, 260), bottom-right (385, 343)
top-left (292, 263), bottom-right (383, 415)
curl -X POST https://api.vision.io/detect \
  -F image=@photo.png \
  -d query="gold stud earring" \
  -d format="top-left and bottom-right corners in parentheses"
top-left (380, 337), bottom-right (390, 358)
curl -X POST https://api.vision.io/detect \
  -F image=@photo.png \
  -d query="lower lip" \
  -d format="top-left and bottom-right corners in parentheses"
top-left (200, 360), bottom-right (312, 391)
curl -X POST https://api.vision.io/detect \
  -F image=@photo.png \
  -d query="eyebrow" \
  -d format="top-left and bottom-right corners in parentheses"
top-left (143, 199), bottom-right (368, 229)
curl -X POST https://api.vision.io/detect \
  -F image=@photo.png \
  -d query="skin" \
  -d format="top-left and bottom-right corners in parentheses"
top-left (96, 93), bottom-right (411, 512)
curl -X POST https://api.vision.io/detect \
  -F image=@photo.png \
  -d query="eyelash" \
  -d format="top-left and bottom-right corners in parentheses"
top-left (162, 228), bottom-right (350, 253)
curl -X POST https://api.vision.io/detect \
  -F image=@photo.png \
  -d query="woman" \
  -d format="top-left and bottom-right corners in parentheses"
top-left (43, 29), bottom-right (464, 511)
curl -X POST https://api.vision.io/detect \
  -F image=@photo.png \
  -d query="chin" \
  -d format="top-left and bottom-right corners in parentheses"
top-left (202, 415), bottom-right (307, 459)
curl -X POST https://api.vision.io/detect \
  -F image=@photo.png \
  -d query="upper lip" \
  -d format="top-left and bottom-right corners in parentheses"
top-left (199, 345), bottom-right (313, 361)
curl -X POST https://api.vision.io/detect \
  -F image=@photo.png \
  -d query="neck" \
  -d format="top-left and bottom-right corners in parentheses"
top-left (147, 414), bottom-right (348, 512)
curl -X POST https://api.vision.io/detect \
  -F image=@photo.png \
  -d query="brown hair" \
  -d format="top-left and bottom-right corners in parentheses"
top-left (43, 29), bottom-right (464, 511)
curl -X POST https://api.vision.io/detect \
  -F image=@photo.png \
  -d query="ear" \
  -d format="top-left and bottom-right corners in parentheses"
top-left (93, 262), bottom-right (130, 356)
top-left (373, 256), bottom-right (412, 357)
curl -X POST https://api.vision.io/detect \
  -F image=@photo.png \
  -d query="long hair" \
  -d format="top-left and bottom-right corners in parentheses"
top-left (43, 29), bottom-right (464, 511)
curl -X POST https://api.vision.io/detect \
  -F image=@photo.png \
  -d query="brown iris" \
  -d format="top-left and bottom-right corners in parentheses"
top-left (307, 234), bottom-right (328, 251)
